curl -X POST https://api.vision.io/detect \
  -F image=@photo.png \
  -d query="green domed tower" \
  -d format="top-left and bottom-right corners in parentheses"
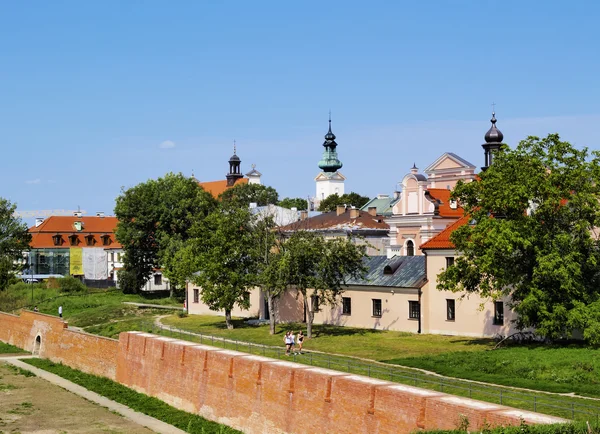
top-left (318, 116), bottom-right (343, 172)
top-left (314, 113), bottom-right (346, 202)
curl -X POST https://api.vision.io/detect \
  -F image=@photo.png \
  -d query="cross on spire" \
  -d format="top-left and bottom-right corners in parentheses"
top-left (233, 139), bottom-right (236, 154)
top-left (491, 102), bottom-right (496, 113)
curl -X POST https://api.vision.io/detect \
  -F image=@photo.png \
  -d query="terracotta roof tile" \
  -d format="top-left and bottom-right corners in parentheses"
top-left (420, 215), bottom-right (470, 250)
top-left (426, 188), bottom-right (464, 217)
top-left (279, 209), bottom-right (389, 232)
top-left (198, 178), bottom-right (248, 198)
top-left (29, 216), bottom-right (121, 249)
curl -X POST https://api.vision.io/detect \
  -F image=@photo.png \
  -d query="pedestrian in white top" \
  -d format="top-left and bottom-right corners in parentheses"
top-left (58, 305), bottom-right (63, 318)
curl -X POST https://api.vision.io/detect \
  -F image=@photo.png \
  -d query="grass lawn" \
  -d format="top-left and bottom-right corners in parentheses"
top-left (24, 358), bottom-right (240, 434)
top-left (160, 314), bottom-right (495, 360)
top-left (0, 341), bottom-right (27, 354)
top-left (390, 344), bottom-right (600, 399)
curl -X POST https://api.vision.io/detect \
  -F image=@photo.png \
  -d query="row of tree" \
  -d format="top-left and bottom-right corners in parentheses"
top-left (114, 174), bottom-right (367, 335)
top-left (215, 181), bottom-right (371, 212)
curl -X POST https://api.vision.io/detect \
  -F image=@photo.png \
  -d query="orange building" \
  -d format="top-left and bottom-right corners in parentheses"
top-left (27, 213), bottom-right (121, 284)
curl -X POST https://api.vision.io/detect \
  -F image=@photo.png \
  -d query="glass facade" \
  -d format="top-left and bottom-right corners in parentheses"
top-left (30, 249), bottom-right (70, 276)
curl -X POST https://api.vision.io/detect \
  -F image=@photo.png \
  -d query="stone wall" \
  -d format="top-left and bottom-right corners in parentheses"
top-left (1, 311), bottom-right (566, 433)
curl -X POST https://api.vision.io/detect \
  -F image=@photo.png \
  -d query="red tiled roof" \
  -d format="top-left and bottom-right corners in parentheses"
top-left (29, 216), bottom-right (121, 249)
top-left (420, 215), bottom-right (470, 250)
top-left (198, 178), bottom-right (248, 198)
top-left (279, 209), bottom-right (389, 232)
top-left (426, 188), bottom-right (464, 217)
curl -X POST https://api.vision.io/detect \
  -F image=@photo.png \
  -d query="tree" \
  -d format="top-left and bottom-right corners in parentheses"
top-left (438, 134), bottom-right (600, 343)
top-left (279, 231), bottom-right (367, 337)
top-left (317, 192), bottom-right (371, 212)
top-left (0, 198), bottom-right (31, 291)
top-left (178, 204), bottom-right (261, 329)
top-left (279, 197), bottom-right (309, 211)
top-left (254, 218), bottom-right (287, 334)
top-left (218, 183), bottom-right (279, 208)
top-left (114, 173), bottom-right (217, 293)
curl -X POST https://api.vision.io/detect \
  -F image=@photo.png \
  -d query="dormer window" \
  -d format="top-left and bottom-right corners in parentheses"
top-left (85, 235), bottom-right (95, 246)
top-left (52, 234), bottom-right (63, 246)
top-left (68, 235), bottom-right (79, 246)
top-left (101, 235), bottom-right (111, 246)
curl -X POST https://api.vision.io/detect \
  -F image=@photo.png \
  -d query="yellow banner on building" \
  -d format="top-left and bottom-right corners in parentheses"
top-left (70, 247), bottom-right (83, 275)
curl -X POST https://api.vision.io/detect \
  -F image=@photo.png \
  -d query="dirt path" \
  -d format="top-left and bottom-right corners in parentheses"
top-left (0, 361), bottom-right (155, 434)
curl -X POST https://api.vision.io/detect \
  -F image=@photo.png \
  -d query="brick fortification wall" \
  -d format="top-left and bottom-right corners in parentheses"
top-left (1, 311), bottom-right (565, 433)
top-left (0, 311), bottom-right (118, 379)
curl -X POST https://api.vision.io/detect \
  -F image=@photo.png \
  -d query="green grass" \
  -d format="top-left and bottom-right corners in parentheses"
top-left (0, 341), bottom-right (28, 354)
top-left (389, 344), bottom-right (600, 399)
top-left (425, 420), bottom-right (600, 434)
top-left (160, 314), bottom-right (495, 360)
top-left (24, 358), bottom-right (240, 434)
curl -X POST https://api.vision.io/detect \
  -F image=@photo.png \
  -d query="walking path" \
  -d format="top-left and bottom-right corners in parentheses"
top-left (123, 302), bottom-right (184, 311)
top-left (0, 355), bottom-right (187, 434)
top-left (153, 315), bottom-right (600, 404)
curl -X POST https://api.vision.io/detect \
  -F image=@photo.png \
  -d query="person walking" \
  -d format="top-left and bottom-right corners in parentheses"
top-left (58, 305), bottom-right (63, 318)
top-left (284, 331), bottom-right (292, 355)
top-left (296, 331), bottom-right (305, 354)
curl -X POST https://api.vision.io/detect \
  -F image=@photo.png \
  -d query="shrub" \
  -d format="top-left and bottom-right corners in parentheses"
top-left (58, 277), bottom-right (86, 293)
top-left (45, 277), bottom-right (60, 289)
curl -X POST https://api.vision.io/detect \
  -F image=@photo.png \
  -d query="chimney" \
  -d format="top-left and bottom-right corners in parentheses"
top-left (35, 218), bottom-right (44, 227)
top-left (336, 205), bottom-right (346, 216)
top-left (300, 210), bottom-right (308, 221)
top-left (368, 206), bottom-right (377, 216)
top-left (96, 212), bottom-right (105, 218)
top-left (350, 207), bottom-right (359, 219)
top-left (73, 211), bottom-right (82, 217)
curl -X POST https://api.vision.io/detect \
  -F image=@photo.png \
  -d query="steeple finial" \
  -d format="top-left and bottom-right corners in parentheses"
top-left (482, 108), bottom-right (504, 171)
top-left (233, 139), bottom-right (237, 155)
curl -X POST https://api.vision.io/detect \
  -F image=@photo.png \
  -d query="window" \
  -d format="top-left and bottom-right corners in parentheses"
top-left (193, 289), bottom-right (199, 303)
top-left (110, 252), bottom-right (115, 262)
top-left (372, 299), bottom-right (382, 317)
top-left (52, 234), bottom-right (62, 246)
top-left (85, 235), bottom-right (95, 246)
top-left (446, 299), bottom-right (455, 321)
top-left (406, 240), bottom-right (414, 256)
top-left (408, 300), bottom-right (420, 319)
top-left (342, 297), bottom-right (351, 315)
top-left (446, 257), bottom-right (455, 268)
top-left (494, 301), bottom-right (504, 325)
top-left (68, 235), bottom-right (78, 246)
top-left (101, 235), bottom-right (111, 246)
top-left (154, 274), bottom-right (162, 286)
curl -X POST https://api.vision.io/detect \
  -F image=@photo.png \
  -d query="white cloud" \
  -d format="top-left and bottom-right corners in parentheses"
top-left (25, 179), bottom-right (41, 185)
top-left (159, 140), bottom-right (176, 149)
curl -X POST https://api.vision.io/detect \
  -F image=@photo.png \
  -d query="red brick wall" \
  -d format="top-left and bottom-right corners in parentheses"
top-left (0, 311), bottom-right (118, 379)
top-left (1, 311), bottom-right (567, 433)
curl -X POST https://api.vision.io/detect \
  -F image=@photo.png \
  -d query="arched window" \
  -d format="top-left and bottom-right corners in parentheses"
top-left (406, 240), bottom-right (414, 256)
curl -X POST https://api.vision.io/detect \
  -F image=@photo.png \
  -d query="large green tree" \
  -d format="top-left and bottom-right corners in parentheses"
top-left (0, 198), bottom-right (31, 290)
top-left (317, 192), bottom-right (370, 212)
top-left (114, 173), bottom-right (217, 293)
top-left (218, 183), bottom-right (279, 208)
top-left (279, 197), bottom-right (309, 211)
top-left (177, 204), bottom-right (261, 329)
top-left (253, 217), bottom-right (286, 334)
top-left (438, 134), bottom-right (600, 343)
top-left (279, 231), bottom-right (367, 337)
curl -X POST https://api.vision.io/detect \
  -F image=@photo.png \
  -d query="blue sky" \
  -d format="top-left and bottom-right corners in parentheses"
top-left (1, 1), bottom-right (599, 222)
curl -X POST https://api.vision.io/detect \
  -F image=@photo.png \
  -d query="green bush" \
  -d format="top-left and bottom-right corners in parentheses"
top-left (57, 277), bottom-right (86, 293)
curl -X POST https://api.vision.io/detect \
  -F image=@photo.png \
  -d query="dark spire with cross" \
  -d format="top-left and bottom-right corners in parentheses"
top-left (227, 140), bottom-right (243, 186)
top-left (481, 104), bottom-right (504, 171)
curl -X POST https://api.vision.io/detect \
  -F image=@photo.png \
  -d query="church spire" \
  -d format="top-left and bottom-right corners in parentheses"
top-left (226, 140), bottom-right (243, 186)
top-left (481, 108), bottom-right (504, 171)
top-left (318, 113), bottom-right (343, 172)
